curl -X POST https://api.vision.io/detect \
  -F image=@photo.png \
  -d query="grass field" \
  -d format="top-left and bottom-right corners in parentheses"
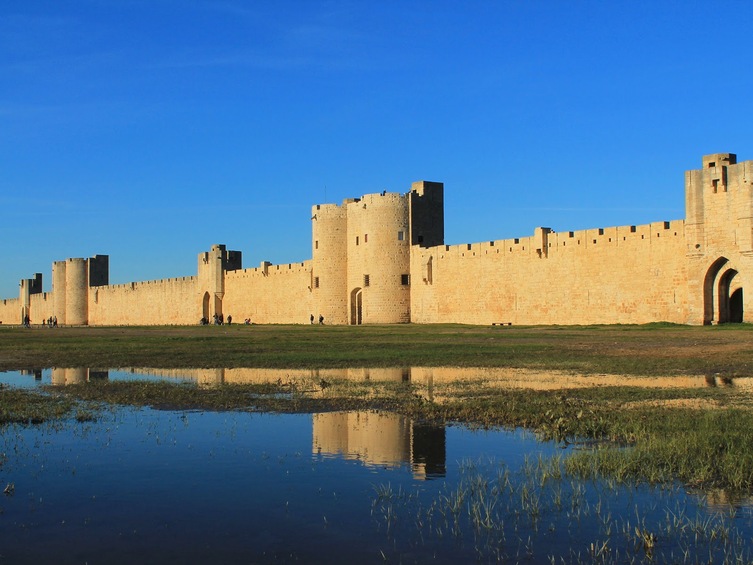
top-left (2, 322), bottom-right (753, 375)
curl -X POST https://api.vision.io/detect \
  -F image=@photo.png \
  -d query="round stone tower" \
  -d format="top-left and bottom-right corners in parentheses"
top-left (52, 260), bottom-right (67, 324)
top-left (64, 258), bottom-right (88, 325)
top-left (346, 192), bottom-right (411, 324)
top-left (312, 202), bottom-right (349, 325)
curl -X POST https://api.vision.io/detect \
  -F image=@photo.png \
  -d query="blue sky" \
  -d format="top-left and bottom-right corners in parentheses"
top-left (2, 1), bottom-right (751, 298)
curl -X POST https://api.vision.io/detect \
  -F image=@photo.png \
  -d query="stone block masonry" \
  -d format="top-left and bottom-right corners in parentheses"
top-left (0, 153), bottom-right (749, 326)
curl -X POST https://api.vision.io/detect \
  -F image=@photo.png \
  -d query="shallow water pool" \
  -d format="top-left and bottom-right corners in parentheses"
top-left (0, 369), bottom-right (751, 564)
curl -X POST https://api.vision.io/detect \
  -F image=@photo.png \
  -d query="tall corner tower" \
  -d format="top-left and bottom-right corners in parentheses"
top-left (684, 153), bottom-right (753, 325)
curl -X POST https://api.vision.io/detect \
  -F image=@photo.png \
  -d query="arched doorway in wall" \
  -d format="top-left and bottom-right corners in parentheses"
top-left (703, 257), bottom-right (728, 324)
top-left (718, 268), bottom-right (741, 324)
top-left (202, 292), bottom-right (210, 322)
top-left (703, 257), bottom-right (744, 324)
top-left (350, 288), bottom-right (363, 325)
top-left (729, 287), bottom-right (744, 323)
top-left (214, 295), bottom-right (223, 320)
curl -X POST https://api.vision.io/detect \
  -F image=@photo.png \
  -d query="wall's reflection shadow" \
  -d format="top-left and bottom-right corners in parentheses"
top-left (40, 366), bottom-right (752, 393)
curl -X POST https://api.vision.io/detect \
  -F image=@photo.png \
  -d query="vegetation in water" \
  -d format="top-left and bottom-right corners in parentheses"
top-left (3, 323), bottom-right (753, 496)
top-left (0, 386), bottom-right (75, 425)
top-left (372, 456), bottom-right (753, 564)
top-left (0, 372), bottom-right (745, 495)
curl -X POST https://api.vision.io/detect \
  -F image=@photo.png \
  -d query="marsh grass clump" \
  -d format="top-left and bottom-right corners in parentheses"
top-left (372, 457), bottom-right (753, 564)
top-left (405, 382), bottom-right (753, 492)
top-left (74, 408), bottom-right (98, 422)
top-left (49, 379), bottom-right (406, 414)
top-left (0, 388), bottom-right (75, 425)
top-left (564, 407), bottom-right (753, 491)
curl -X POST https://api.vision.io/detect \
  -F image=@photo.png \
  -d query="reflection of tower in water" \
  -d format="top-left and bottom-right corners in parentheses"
top-left (51, 368), bottom-right (109, 385)
top-left (312, 410), bottom-right (445, 479)
top-left (19, 369), bottom-right (43, 381)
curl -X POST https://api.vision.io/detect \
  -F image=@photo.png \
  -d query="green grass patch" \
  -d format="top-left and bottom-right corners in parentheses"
top-left (2, 323), bottom-right (753, 376)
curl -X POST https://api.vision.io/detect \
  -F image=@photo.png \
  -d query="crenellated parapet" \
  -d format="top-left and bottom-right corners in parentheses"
top-left (2, 153), bottom-right (752, 327)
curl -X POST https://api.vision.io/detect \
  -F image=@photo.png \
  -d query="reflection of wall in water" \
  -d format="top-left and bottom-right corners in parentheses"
top-left (112, 366), bottom-right (753, 393)
top-left (312, 411), bottom-right (445, 479)
top-left (126, 367), bottom-right (412, 387)
top-left (49, 366), bottom-right (753, 397)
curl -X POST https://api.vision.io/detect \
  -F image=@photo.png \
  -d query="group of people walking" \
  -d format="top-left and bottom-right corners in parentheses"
top-left (21, 315), bottom-right (58, 328)
top-left (23, 312), bottom-right (329, 327)
top-left (200, 314), bottom-right (233, 325)
top-left (199, 313), bottom-right (325, 325)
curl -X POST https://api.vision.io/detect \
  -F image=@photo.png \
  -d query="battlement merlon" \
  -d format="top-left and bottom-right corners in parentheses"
top-left (198, 244), bottom-right (242, 273)
top-left (20, 273), bottom-right (43, 295)
top-left (702, 153), bottom-right (737, 168)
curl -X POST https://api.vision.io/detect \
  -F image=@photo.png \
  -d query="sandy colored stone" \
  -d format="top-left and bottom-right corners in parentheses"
top-left (2, 154), bottom-right (750, 326)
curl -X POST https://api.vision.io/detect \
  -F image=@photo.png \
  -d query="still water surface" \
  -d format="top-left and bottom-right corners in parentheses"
top-left (1, 369), bottom-right (752, 564)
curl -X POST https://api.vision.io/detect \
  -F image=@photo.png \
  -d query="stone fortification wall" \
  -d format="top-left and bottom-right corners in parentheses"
top-left (0, 298), bottom-right (20, 324)
top-left (1, 153), bottom-right (749, 328)
top-left (411, 220), bottom-right (689, 325)
top-left (346, 192), bottom-right (411, 324)
top-left (88, 277), bottom-right (198, 325)
top-left (0, 294), bottom-right (54, 326)
top-left (223, 261), bottom-right (312, 324)
top-left (0, 276), bottom-right (52, 326)
top-left (29, 293), bottom-right (54, 325)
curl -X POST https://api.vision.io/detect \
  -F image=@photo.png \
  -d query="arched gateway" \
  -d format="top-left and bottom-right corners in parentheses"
top-left (703, 257), bottom-right (743, 324)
